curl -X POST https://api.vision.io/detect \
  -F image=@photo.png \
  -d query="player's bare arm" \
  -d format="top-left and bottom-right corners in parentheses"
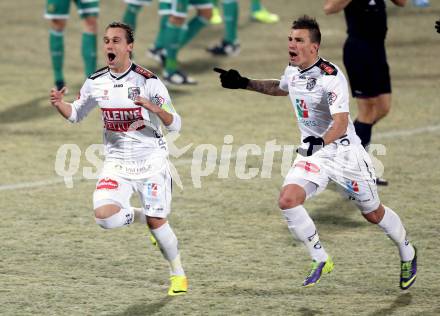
top-left (134, 96), bottom-right (174, 126)
top-left (49, 87), bottom-right (72, 119)
top-left (323, 0), bottom-right (352, 14)
top-left (322, 112), bottom-right (349, 145)
top-left (247, 79), bottom-right (289, 96)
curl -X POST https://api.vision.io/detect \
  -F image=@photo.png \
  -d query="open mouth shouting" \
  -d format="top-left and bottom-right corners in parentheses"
top-left (107, 52), bottom-right (116, 65)
top-left (289, 51), bottom-right (298, 58)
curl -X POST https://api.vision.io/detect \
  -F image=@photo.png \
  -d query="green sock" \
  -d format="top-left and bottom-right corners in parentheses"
top-left (154, 15), bottom-right (168, 49)
top-left (179, 16), bottom-right (209, 48)
top-left (82, 32), bottom-right (97, 77)
top-left (123, 4), bottom-right (141, 32)
top-left (223, 0), bottom-right (238, 43)
top-left (163, 22), bottom-right (183, 73)
top-left (49, 29), bottom-right (64, 84)
top-left (250, 0), bottom-right (262, 13)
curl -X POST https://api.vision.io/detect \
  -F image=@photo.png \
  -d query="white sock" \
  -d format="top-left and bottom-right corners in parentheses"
top-left (282, 205), bottom-right (328, 262)
top-left (150, 222), bottom-right (185, 276)
top-left (95, 207), bottom-right (134, 229)
top-left (378, 206), bottom-right (415, 261)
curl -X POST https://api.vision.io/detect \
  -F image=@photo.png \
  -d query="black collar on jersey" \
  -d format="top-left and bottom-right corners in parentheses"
top-left (299, 57), bottom-right (322, 74)
top-left (109, 62), bottom-right (133, 80)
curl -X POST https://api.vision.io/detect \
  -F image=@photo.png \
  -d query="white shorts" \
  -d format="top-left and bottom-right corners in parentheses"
top-left (93, 162), bottom-right (172, 218)
top-left (283, 144), bottom-right (380, 213)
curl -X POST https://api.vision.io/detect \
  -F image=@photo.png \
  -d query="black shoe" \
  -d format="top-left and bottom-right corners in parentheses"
top-left (163, 70), bottom-right (197, 85)
top-left (207, 40), bottom-right (240, 56)
top-left (376, 177), bottom-right (389, 186)
top-left (147, 47), bottom-right (166, 66)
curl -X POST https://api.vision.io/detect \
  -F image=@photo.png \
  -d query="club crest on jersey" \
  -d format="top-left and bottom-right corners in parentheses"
top-left (327, 92), bottom-right (337, 106)
top-left (306, 78), bottom-right (317, 91)
top-left (128, 87), bottom-right (140, 101)
top-left (295, 99), bottom-right (309, 118)
top-left (152, 94), bottom-right (165, 107)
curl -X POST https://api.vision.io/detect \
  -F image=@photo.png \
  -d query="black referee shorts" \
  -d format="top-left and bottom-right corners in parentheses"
top-left (343, 37), bottom-right (391, 98)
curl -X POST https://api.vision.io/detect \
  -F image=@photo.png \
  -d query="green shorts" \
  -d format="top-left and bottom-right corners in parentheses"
top-left (167, 0), bottom-right (213, 17)
top-left (124, 0), bottom-right (152, 6)
top-left (44, 0), bottom-right (100, 19)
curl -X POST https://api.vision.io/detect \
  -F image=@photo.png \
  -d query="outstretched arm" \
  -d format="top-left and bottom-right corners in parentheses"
top-left (247, 79), bottom-right (289, 96)
top-left (214, 68), bottom-right (288, 96)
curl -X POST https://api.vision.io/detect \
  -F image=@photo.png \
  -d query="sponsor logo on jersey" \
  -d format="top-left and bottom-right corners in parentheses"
top-left (345, 180), bottom-right (359, 193)
top-left (101, 107), bottom-right (145, 132)
top-left (128, 87), bottom-right (140, 101)
top-left (295, 99), bottom-right (309, 118)
top-left (96, 178), bottom-right (119, 190)
top-left (114, 84), bottom-right (123, 88)
top-left (306, 78), bottom-right (317, 91)
top-left (294, 161), bottom-right (320, 173)
top-left (147, 183), bottom-right (159, 198)
top-left (327, 92), bottom-right (337, 106)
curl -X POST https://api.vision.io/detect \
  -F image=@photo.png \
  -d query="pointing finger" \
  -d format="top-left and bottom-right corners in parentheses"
top-left (213, 67), bottom-right (227, 74)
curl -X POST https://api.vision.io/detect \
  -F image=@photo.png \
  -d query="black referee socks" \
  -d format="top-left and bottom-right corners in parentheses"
top-left (354, 120), bottom-right (373, 148)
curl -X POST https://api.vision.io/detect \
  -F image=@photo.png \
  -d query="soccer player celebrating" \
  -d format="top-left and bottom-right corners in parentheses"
top-left (50, 22), bottom-right (188, 296)
top-left (214, 16), bottom-right (417, 289)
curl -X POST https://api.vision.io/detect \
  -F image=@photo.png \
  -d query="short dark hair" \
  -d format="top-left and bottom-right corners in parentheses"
top-left (292, 15), bottom-right (321, 44)
top-left (106, 21), bottom-right (134, 44)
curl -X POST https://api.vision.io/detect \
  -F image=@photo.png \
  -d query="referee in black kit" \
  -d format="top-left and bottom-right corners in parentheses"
top-left (324, 0), bottom-right (407, 186)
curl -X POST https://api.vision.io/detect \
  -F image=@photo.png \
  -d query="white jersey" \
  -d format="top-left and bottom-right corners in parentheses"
top-left (68, 63), bottom-right (180, 163)
top-left (279, 58), bottom-right (361, 150)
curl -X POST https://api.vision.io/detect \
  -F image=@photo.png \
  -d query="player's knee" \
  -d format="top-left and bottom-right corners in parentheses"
top-left (169, 15), bottom-right (186, 26)
top-left (362, 204), bottom-right (385, 224)
top-left (147, 216), bottom-right (167, 230)
top-left (83, 17), bottom-right (98, 34)
top-left (94, 204), bottom-right (120, 219)
top-left (198, 9), bottom-right (212, 20)
top-left (50, 19), bottom-right (66, 32)
top-left (278, 194), bottom-right (304, 210)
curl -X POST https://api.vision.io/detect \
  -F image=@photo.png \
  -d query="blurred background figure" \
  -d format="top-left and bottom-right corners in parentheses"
top-left (436, 18), bottom-right (440, 33)
top-left (121, 0), bottom-right (169, 65)
top-left (412, 0), bottom-right (429, 8)
top-left (207, 0), bottom-right (240, 56)
top-left (122, 0), bottom-right (152, 33)
top-left (159, 0), bottom-right (213, 85)
top-left (207, 0), bottom-right (279, 56)
top-left (45, 0), bottom-right (100, 91)
top-left (210, 0), bottom-right (279, 25)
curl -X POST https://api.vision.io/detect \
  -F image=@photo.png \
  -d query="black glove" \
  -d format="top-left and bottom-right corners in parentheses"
top-left (213, 67), bottom-right (249, 89)
top-left (436, 19), bottom-right (440, 33)
top-left (297, 136), bottom-right (325, 156)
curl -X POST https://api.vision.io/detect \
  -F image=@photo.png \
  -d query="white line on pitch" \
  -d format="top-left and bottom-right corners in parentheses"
top-left (1, 124), bottom-right (440, 192)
